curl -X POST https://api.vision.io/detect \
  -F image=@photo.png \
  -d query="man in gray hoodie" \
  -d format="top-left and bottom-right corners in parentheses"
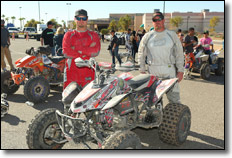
top-left (138, 12), bottom-right (184, 104)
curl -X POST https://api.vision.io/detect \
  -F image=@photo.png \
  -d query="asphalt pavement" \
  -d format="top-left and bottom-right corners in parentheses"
top-left (1, 37), bottom-right (225, 149)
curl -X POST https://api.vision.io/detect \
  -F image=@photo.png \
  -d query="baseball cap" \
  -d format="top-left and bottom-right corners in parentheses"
top-left (110, 30), bottom-right (115, 33)
top-left (47, 21), bottom-right (53, 26)
top-left (152, 12), bottom-right (164, 20)
top-left (203, 30), bottom-right (209, 34)
top-left (75, 9), bottom-right (88, 17)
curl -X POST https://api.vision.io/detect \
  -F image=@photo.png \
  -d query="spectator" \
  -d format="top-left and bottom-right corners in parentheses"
top-left (101, 34), bottom-right (104, 42)
top-left (125, 28), bottom-right (132, 50)
top-left (109, 30), bottom-right (122, 67)
top-left (62, 9), bottom-right (100, 89)
top-left (197, 30), bottom-right (214, 64)
top-left (41, 21), bottom-right (55, 56)
top-left (183, 27), bottom-right (197, 78)
top-left (130, 30), bottom-right (139, 63)
top-left (1, 19), bottom-right (15, 72)
top-left (138, 12), bottom-right (184, 104)
top-left (53, 27), bottom-right (64, 56)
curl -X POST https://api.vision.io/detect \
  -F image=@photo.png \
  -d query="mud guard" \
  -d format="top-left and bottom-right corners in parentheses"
top-left (102, 93), bottom-right (130, 111)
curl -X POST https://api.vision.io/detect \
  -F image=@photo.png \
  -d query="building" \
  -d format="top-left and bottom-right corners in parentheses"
top-left (66, 9), bottom-right (224, 33)
top-left (138, 9), bottom-right (224, 33)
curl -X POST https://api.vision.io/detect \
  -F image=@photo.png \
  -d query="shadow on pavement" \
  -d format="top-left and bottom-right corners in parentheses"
top-left (6, 94), bottom-right (27, 103)
top-left (133, 128), bottom-right (224, 149)
top-left (188, 73), bottom-right (224, 85)
top-left (32, 90), bottom-right (63, 111)
top-left (1, 114), bottom-right (26, 126)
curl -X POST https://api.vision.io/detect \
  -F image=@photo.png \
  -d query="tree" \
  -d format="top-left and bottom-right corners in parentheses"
top-left (61, 20), bottom-right (66, 29)
top-left (209, 16), bottom-right (220, 32)
top-left (11, 16), bottom-right (16, 25)
top-left (170, 16), bottom-right (183, 29)
top-left (108, 19), bottom-right (118, 31)
top-left (5, 17), bottom-right (9, 24)
top-left (1, 14), bottom-right (5, 20)
top-left (118, 15), bottom-right (132, 31)
top-left (24, 19), bottom-right (41, 28)
top-left (100, 28), bottom-right (109, 35)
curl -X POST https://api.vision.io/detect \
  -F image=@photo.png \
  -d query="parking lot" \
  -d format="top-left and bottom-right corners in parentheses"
top-left (1, 37), bottom-right (225, 149)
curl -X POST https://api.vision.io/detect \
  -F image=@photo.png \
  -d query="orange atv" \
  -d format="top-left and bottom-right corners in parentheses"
top-left (1, 46), bottom-right (65, 103)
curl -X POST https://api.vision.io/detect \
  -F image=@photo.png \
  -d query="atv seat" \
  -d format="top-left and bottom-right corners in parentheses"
top-left (127, 74), bottom-right (151, 90)
top-left (49, 56), bottom-right (65, 64)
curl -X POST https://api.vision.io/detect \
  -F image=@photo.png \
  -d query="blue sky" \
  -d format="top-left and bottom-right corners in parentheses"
top-left (1, 1), bottom-right (225, 27)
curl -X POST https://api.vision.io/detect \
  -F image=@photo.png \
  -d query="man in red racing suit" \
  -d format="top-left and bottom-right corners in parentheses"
top-left (62, 9), bottom-right (100, 89)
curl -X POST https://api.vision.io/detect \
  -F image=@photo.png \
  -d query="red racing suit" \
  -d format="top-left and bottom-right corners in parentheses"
top-left (62, 30), bottom-right (100, 89)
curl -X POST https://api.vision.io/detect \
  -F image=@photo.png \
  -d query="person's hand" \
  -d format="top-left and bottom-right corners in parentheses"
top-left (177, 72), bottom-right (184, 82)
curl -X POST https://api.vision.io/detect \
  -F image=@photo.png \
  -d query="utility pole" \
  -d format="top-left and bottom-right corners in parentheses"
top-left (38, 1), bottom-right (41, 22)
top-left (163, 1), bottom-right (165, 15)
top-left (19, 7), bottom-right (22, 29)
top-left (66, 3), bottom-right (71, 29)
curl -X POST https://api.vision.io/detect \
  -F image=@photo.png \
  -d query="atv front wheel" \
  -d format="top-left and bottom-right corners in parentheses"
top-left (158, 103), bottom-right (191, 146)
top-left (1, 71), bottom-right (20, 94)
top-left (26, 108), bottom-right (66, 149)
top-left (200, 63), bottom-right (211, 80)
top-left (102, 130), bottom-right (141, 149)
top-left (24, 76), bottom-right (50, 103)
top-left (215, 58), bottom-right (224, 76)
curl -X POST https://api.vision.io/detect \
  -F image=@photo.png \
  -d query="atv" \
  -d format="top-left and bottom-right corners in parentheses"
top-left (26, 58), bottom-right (191, 149)
top-left (184, 46), bottom-right (224, 80)
top-left (1, 46), bottom-right (65, 103)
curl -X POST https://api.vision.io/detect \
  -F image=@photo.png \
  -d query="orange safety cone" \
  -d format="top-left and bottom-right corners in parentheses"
top-left (26, 32), bottom-right (29, 41)
top-left (12, 33), bottom-right (15, 40)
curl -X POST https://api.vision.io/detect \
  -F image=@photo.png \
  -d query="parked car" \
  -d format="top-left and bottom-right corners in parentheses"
top-left (105, 34), bottom-right (111, 41)
top-left (116, 32), bottom-right (126, 45)
top-left (22, 27), bottom-right (37, 39)
top-left (8, 27), bottom-right (19, 38)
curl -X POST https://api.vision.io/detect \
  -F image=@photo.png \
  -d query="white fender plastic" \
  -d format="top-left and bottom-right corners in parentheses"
top-left (101, 93), bottom-right (128, 111)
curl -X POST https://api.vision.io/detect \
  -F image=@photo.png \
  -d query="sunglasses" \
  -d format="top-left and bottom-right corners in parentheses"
top-left (152, 18), bottom-right (163, 22)
top-left (75, 16), bottom-right (88, 21)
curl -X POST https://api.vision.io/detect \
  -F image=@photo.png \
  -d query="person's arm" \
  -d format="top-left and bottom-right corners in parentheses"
top-left (138, 33), bottom-right (149, 73)
top-left (41, 38), bottom-right (44, 46)
top-left (210, 38), bottom-right (214, 51)
top-left (173, 33), bottom-right (184, 82)
top-left (7, 30), bottom-right (10, 46)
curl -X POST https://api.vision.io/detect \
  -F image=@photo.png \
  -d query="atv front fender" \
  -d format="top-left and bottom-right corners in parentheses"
top-left (102, 93), bottom-right (130, 111)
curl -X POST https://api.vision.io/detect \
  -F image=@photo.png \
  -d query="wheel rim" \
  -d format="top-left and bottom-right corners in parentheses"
top-left (43, 123), bottom-right (61, 146)
top-left (3, 77), bottom-right (15, 89)
top-left (205, 65), bottom-right (211, 78)
top-left (221, 65), bottom-right (224, 74)
top-left (32, 83), bottom-right (45, 97)
top-left (178, 112), bottom-right (190, 142)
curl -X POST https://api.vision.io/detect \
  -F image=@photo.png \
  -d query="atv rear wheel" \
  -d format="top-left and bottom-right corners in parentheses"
top-left (24, 76), bottom-right (50, 103)
top-left (200, 63), bottom-right (211, 80)
top-left (1, 71), bottom-right (20, 94)
top-left (26, 108), bottom-right (66, 149)
top-left (158, 103), bottom-right (191, 146)
top-left (215, 58), bottom-right (224, 76)
top-left (102, 130), bottom-right (141, 149)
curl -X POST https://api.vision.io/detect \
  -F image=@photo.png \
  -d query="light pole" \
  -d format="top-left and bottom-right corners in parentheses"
top-left (187, 16), bottom-right (190, 31)
top-left (19, 7), bottom-right (22, 29)
top-left (66, 3), bottom-right (71, 29)
top-left (45, 13), bottom-right (48, 23)
top-left (38, 1), bottom-right (41, 22)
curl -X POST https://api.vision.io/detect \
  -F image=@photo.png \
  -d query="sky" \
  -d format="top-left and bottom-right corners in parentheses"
top-left (1, 1), bottom-right (225, 28)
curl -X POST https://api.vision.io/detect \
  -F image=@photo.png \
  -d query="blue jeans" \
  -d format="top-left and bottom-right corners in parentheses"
top-left (110, 46), bottom-right (121, 65)
top-left (204, 50), bottom-right (212, 64)
top-left (51, 47), bottom-right (56, 56)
